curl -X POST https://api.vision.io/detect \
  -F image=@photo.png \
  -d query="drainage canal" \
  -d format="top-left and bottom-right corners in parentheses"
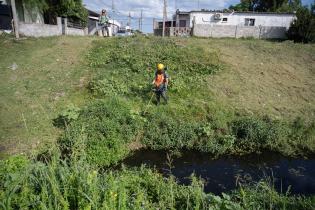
top-left (121, 150), bottom-right (315, 195)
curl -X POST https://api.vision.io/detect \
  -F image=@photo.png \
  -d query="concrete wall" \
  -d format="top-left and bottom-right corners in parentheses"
top-left (63, 18), bottom-right (88, 36)
top-left (154, 27), bottom-right (192, 37)
top-left (19, 17), bottom-right (90, 37)
top-left (260, 26), bottom-right (287, 39)
top-left (19, 17), bottom-right (62, 37)
top-left (66, 27), bottom-right (87, 36)
top-left (193, 24), bottom-right (287, 39)
top-left (188, 12), bottom-right (295, 29)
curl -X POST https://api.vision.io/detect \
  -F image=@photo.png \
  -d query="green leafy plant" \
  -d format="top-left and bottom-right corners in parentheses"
top-left (53, 104), bottom-right (81, 128)
top-left (48, 0), bottom-right (88, 27)
top-left (58, 98), bottom-right (143, 166)
top-left (287, 6), bottom-right (315, 43)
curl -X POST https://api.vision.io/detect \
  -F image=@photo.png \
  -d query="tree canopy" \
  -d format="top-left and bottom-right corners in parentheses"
top-left (229, 0), bottom-right (302, 12)
top-left (287, 4), bottom-right (315, 43)
top-left (23, 0), bottom-right (88, 26)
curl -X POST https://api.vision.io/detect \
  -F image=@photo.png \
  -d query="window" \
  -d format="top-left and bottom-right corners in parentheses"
top-left (222, 18), bottom-right (228, 22)
top-left (179, 20), bottom-right (186, 27)
top-left (245, 18), bottom-right (255, 26)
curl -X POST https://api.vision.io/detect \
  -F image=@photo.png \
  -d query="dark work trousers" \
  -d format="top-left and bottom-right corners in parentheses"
top-left (99, 24), bottom-right (109, 37)
top-left (155, 89), bottom-right (168, 104)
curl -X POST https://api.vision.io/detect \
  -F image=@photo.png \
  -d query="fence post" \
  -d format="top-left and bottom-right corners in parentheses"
top-left (10, 0), bottom-right (19, 39)
top-left (63, 18), bottom-right (68, 35)
top-left (57, 17), bottom-right (62, 35)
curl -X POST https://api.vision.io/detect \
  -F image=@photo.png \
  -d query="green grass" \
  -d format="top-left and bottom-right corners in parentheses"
top-left (1, 35), bottom-right (315, 209)
top-left (0, 36), bottom-right (96, 157)
top-left (54, 36), bottom-right (315, 167)
top-left (1, 154), bottom-right (314, 210)
top-left (1, 36), bottom-right (314, 157)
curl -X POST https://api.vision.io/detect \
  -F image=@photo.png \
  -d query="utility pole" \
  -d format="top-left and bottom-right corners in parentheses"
top-left (197, 0), bottom-right (200, 10)
top-left (112, 0), bottom-right (115, 11)
top-left (138, 17), bottom-right (141, 31)
top-left (162, 0), bottom-right (167, 37)
top-left (128, 11), bottom-right (131, 26)
top-left (140, 9), bottom-right (143, 32)
top-left (111, 0), bottom-right (115, 36)
top-left (10, 0), bottom-right (19, 39)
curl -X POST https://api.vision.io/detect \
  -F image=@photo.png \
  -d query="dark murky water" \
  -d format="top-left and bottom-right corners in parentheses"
top-left (121, 150), bottom-right (315, 195)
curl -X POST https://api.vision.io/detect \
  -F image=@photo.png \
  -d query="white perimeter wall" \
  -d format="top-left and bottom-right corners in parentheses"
top-left (189, 12), bottom-right (295, 29)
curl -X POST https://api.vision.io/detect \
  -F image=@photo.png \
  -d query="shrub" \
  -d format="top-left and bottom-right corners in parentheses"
top-left (53, 104), bottom-right (81, 128)
top-left (88, 77), bottom-right (129, 96)
top-left (287, 6), bottom-right (315, 43)
top-left (142, 114), bottom-right (198, 150)
top-left (197, 134), bottom-right (236, 155)
top-left (0, 154), bottom-right (314, 210)
top-left (0, 155), bottom-right (29, 188)
top-left (58, 98), bottom-right (143, 166)
top-left (231, 116), bottom-right (290, 153)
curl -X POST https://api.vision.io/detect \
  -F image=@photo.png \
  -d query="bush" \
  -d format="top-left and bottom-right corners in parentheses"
top-left (49, 0), bottom-right (88, 27)
top-left (0, 153), bottom-right (314, 210)
top-left (53, 104), bottom-right (81, 128)
top-left (58, 98), bottom-right (144, 166)
top-left (142, 114), bottom-right (198, 150)
top-left (0, 155), bottom-right (29, 188)
top-left (231, 116), bottom-right (289, 153)
top-left (287, 6), bottom-right (315, 43)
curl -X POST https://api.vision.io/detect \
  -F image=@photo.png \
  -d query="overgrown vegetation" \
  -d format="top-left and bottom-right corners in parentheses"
top-left (56, 37), bottom-right (315, 167)
top-left (58, 99), bottom-right (143, 166)
top-left (23, 0), bottom-right (88, 26)
top-left (1, 36), bottom-right (315, 209)
top-left (0, 154), bottom-right (314, 209)
top-left (287, 5), bottom-right (315, 43)
top-left (229, 0), bottom-right (302, 12)
top-left (48, 0), bottom-right (88, 26)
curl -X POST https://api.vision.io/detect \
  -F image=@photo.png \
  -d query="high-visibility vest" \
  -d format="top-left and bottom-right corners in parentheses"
top-left (155, 72), bottom-right (167, 87)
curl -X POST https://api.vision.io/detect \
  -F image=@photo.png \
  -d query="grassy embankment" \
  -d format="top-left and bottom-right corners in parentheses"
top-left (1, 36), bottom-right (315, 209)
top-left (0, 36), bottom-right (95, 158)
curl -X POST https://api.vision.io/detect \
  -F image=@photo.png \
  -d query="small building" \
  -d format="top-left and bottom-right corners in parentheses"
top-left (154, 10), bottom-right (296, 39)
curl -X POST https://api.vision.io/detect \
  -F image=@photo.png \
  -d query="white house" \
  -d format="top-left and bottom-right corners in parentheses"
top-left (154, 10), bottom-right (296, 39)
top-left (183, 10), bottom-right (295, 29)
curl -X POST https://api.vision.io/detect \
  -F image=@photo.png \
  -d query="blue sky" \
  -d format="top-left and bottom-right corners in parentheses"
top-left (83, 0), bottom-right (314, 33)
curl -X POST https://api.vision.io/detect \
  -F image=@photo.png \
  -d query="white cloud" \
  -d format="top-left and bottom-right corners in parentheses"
top-left (83, 0), bottom-right (236, 32)
top-left (84, 0), bottom-right (233, 19)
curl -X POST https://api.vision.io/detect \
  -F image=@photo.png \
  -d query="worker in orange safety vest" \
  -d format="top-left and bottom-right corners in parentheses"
top-left (152, 63), bottom-right (169, 105)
